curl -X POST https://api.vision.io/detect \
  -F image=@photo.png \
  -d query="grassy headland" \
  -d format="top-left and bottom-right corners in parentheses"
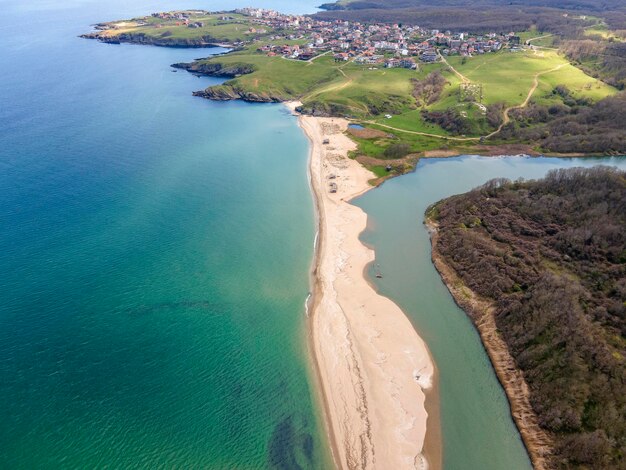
top-left (81, 11), bottom-right (275, 46)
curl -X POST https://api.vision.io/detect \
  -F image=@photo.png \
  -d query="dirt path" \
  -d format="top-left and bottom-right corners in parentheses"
top-left (364, 121), bottom-right (480, 141)
top-left (439, 52), bottom-right (470, 84)
top-left (485, 63), bottom-right (565, 138)
top-left (526, 33), bottom-right (554, 45)
top-left (364, 61), bottom-right (565, 141)
top-left (308, 49), bottom-right (332, 63)
top-left (301, 66), bottom-right (371, 114)
top-left (310, 70), bottom-right (353, 97)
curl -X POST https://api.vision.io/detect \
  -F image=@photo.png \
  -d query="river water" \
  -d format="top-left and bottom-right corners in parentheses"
top-left (356, 155), bottom-right (626, 470)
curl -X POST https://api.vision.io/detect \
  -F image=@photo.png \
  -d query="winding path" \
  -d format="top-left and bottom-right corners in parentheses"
top-left (362, 61), bottom-right (566, 141)
top-left (363, 121), bottom-right (480, 141)
top-left (484, 63), bottom-right (566, 138)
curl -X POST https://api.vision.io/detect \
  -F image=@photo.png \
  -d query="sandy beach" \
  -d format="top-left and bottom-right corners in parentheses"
top-left (287, 102), bottom-right (436, 470)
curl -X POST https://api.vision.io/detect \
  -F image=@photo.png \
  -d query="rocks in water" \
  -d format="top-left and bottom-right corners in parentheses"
top-left (193, 86), bottom-right (283, 103)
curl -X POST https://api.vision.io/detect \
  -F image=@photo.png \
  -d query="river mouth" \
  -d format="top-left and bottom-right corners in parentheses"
top-left (354, 154), bottom-right (626, 470)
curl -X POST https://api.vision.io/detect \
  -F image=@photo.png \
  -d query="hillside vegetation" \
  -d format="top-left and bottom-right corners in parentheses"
top-left (81, 12), bottom-right (270, 46)
top-left (428, 167), bottom-right (626, 469)
top-left (84, 8), bottom-right (624, 183)
top-left (317, 0), bottom-right (626, 33)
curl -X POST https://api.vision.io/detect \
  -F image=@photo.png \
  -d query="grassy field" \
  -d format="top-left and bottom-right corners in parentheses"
top-left (88, 14), bottom-right (620, 166)
top-left (97, 12), bottom-right (273, 43)
top-left (94, 14), bottom-right (615, 120)
top-left (583, 24), bottom-right (624, 42)
top-left (301, 60), bottom-right (417, 116)
top-left (198, 50), bottom-right (342, 99)
top-left (535, 61), bottom-right (616, 103)
top-left (204, 43), bottom-right (616, 143)
top-left (445, 49), bottom-right (615, 106)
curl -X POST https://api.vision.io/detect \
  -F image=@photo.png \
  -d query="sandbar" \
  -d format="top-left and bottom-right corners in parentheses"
top-left (287, 102), bottom-right (437, 470)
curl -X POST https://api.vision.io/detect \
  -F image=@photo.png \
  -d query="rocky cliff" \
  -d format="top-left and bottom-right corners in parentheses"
top-left (192, 84), bottom-right (285, 103)
top-left (171, 61), bottom-right (255, 78)
top-left (80, 32), bottom-right (228, 48)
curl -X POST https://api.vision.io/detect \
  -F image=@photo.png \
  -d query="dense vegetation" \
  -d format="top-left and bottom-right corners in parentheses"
top-left (317, 0), bottom-right (626, 33)
top-left (320, 0), bottom-right (626, 10)
top-left (560, 39), bottom-right (626, 90)
top-left (411, 71), bottom-right (448, 106)
top-left (500, 91), bottom-right (626, 154)
top-left (316, 1), bottom-right (618, 32)
top-left (429, 167), bottom-right (626, 469)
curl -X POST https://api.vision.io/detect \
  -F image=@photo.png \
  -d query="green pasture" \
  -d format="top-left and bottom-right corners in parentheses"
top-left (201, 51), bottom-right (341, 99)
top-left (299, 63), bottom-right (419, 116)
top-left (445, 50), bottom-right (615, 106)
top-left (106, 13), bottom-right (272, 43)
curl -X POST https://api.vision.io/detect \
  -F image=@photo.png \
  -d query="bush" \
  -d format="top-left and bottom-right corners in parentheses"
top-left (383, 143), bottom-right (411, 158)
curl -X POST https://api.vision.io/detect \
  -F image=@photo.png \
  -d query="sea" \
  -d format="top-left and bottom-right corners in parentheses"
top-left (1, 0), bottom-right (624, 468)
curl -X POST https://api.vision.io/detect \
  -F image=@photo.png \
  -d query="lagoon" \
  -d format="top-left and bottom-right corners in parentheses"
top-left (356, 155), bottom-right (626, 469)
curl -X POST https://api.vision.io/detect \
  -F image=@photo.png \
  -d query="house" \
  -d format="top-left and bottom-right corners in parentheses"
top-left (385, 58), bottom-right (401, 68)
top-left (420, 50), bottom-right (438, 62)
top-left (399, 58), bottom-right (417, 69)
top-left (509, 35), bottom-right (521, 45)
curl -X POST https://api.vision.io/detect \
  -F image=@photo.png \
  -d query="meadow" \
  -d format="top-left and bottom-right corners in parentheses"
top-left (95, 12), bottom-right (273, 43)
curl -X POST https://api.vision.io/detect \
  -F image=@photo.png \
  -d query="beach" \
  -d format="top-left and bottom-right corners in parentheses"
top-left (288, 102), bottom-right (436, 470)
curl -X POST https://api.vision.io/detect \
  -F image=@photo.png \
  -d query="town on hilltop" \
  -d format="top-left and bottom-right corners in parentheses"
top-left (148, 8), bottom-right (521, 69)
top-left (238, 7), bottom-right (518, 68)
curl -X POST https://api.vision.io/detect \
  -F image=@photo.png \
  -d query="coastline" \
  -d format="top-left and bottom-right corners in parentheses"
top-left (426, 219), bottom-right (553, 470)
top-left (289, 101), bottom-right (438, 470)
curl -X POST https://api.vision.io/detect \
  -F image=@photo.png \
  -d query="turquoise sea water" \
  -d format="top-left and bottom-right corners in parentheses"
top-left (0, 0), bottom-right (328, 468)
top-left (356, 155), bottom-right (626, 470)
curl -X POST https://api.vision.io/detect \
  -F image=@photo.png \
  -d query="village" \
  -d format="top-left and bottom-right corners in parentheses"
top-left (235, 7), bottom-right (519, 69)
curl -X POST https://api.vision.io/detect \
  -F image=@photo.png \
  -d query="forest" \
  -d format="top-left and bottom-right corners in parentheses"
top-left (500, 91), bottom-right (626, 154)
top-left (316, 0), bottom-right (626, 32)
top-left (429, 167), bottom-right (626, 469)
top-left (317, 6), bottom-right (593, 33)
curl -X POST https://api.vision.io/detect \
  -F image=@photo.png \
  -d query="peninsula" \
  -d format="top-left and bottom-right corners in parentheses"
top-left (290, 103), bottom-right (436, 469)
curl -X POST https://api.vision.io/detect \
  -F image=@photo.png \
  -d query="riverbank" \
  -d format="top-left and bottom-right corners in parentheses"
top-left (426, 219), bottom-right (553, 470)
top-left (288, 101), bottom-right (438, 470)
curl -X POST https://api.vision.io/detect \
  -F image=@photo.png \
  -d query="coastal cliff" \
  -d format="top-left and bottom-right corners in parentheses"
top-left (80, 31), bottom-right (228, 48)
top-left (171, 61), bottom-right (254, 77)
top-left (192, 85), bottom-right (284, 102)
top-left (171, 61), bottom-right (286, 103)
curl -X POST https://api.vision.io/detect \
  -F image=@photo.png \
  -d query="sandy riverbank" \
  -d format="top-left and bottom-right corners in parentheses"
top-left (287, 102), bottom-right (437, 470)
top-left (426, 219), bottom-right (553, 470)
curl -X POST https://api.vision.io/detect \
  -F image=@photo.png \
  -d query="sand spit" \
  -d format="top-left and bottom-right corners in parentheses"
top-left (287, 102), bottom-right (436, 470)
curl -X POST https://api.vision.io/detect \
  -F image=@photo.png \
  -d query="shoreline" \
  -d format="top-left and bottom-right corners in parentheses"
top-left (426, 219), bottom-right (553, 470)
top-left (289, 101), bottom-right (439, 470)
